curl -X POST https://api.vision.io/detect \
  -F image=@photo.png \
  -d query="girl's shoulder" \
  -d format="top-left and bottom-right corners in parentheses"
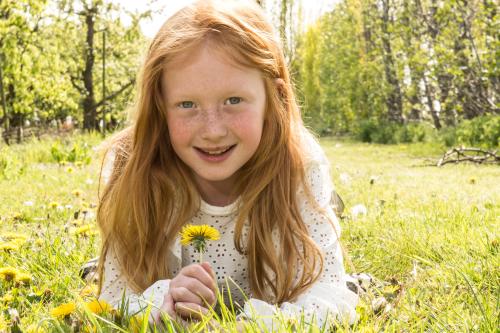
top-left (298, 127), bottom-right (330, 167)
top-left (99, 128), bottom-right (133, 185)
top-left (297, 127), bottom-right (334, 208)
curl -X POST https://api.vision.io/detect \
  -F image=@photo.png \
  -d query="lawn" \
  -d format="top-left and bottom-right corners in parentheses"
top-left (0, 134), bottom-right (498, 332)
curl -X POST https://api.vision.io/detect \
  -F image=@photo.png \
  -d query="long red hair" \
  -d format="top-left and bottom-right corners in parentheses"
top-left (97, 0), bottom-right (325, 305)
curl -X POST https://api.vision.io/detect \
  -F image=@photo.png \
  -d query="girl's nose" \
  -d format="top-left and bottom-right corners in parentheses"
top-left (200, 107), bottom-right (228, 141)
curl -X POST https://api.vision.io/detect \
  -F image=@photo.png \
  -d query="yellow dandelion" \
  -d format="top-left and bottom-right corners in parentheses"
top-left (85, 299), bottom-right (113, 314)
top-left (1, 232), bottom-right (28, 241)
top-left (72, 189), bottom-right (82, 197)
top-left (73, 225), bottom-right (98, 237)
top-left (468, 177), bottom-right (476, 184)
top-left (0, 315), bottom-right (7, 330)
top-left (180, 224), bottom-right (220, 262)
top-left (35, 238), bottom-right (45, 246)
top-left (66, 167), bottom-right (74, 173)
top-left (49, 202), bottom-right (59, 209)
top-left (129, 314), bottom-right (146, 332)
top-left (80, 284), bottom-right (98, 298)
top-left (0, 294), bottom-right (14, 303)
top-left (50, 302), bottom-right (76, 318)
top-left (15, 272), bottom-right (32, 285)
top-left (0, 242), bottom-right (19, 251)
top-left (0, 267), bottom-right (19, 281)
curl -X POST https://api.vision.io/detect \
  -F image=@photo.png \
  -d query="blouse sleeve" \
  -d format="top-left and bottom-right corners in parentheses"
top-left (98, 247), bottom-right (170, 322)
top-left (239, 152), bottom-right (358, 329)
top-left (98, 147), bottom-right (171, 322)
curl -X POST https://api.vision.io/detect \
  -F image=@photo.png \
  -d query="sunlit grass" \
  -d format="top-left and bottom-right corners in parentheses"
top-left (0, 134), bottom-right (498, 332)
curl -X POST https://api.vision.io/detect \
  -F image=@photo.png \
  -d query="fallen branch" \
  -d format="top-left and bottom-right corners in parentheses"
top-left (437, 147), bottom-right (499, 166)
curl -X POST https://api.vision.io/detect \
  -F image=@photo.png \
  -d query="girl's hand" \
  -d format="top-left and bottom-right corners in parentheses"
top-left (162, 262), bottom-right (217, 320)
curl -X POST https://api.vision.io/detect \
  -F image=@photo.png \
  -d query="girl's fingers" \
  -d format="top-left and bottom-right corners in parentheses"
top-left (175, 302), bottom-right (209, 320)
top-left (156, 293), bottom-right (176, 323)
top-left (201, 262), bottom-right (216, 281)
top-left (181, 264), bottom-right (217, 292)
top-left (170, 279), bottom-right (215, 305)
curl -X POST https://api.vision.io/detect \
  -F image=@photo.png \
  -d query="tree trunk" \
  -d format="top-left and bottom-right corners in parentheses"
top-left (455, 0), bottom-right (489, 119)
top-left (402, 1), bottom-right (422, 121)
top-left (423, 74), bottom-right (441, 129)
top-left (82, 9), bottom-right (98, 130)
top-left (0, 58), bottom-right (8, 130)
top-left (380, 0), bottom-right (404, 123)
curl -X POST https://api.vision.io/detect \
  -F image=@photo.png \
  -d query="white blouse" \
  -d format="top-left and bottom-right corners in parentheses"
top-left (98, 131), bottom-right (358, 328)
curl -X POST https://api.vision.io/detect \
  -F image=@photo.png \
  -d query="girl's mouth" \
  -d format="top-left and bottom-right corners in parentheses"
top-left (195, 145), bottom-right (236, 162)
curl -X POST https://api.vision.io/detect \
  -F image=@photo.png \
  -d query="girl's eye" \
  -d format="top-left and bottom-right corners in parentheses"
top-left (224, 97), bottom-right (242, 105)
top-left (179, 101), bottom-right (196, 109)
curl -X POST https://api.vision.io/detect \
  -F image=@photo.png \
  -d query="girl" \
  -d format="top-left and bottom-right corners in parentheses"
top-left (97, 0), bottom-right (358, 329)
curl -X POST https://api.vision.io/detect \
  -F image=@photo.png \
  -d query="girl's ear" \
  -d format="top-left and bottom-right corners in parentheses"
top-left (274, 78), bottom-right (286, 99)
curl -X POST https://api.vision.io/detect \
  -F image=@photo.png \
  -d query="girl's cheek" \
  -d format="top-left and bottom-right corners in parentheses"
top-left (229, 108), bottom-right (264, 133)
top-left (167, 116), bottom-right (198, 141)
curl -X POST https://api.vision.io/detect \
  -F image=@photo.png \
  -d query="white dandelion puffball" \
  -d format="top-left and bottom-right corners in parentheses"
top-left (340, 173), bottom-right (351, 184)
top-left (351, 204), bottom-right (367, 219)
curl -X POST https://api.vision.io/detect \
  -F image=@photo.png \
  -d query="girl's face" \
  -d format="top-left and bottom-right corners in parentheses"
top-left (163, 43), bottom-right (266, 203)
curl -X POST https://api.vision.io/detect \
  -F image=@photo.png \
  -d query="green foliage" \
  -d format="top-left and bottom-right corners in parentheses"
top-left (0, 0), bottom-right (147, 129)
top-left (50, 141), bottom-right (92, 165)
top-left (356, 119), bottom-right (437, 144)
top-left (440, 115), bottom-right (500, 148)
top-left (293, 0), bottom-right (498, 145)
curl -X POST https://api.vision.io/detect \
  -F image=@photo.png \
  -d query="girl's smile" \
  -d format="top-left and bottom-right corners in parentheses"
top-left (163, 42), bottom-right (266, 206)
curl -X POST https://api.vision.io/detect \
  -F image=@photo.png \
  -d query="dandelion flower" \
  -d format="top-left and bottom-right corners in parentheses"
top-left (85, 299), bottom-right (113, 314)
top-left (49, 202), bottom-right (59, 209)
top-left (73, 225), bottom-right (98, 237)
top-left (0, 315), bottom-right (7, 330)
top-left (0, 294), bottom-right (14, 304)
top-left (50, 302), bottom-right (76, 319)
top-left (180, 224), bottom-right (220, 262)
top-left (80, 284), bottom-right (98, 298)
top-left (1, 232), bottom-right (28, 241)
top-left (468, 177), bottom-right (476, 184)
top-left (0, 267), bottom-right (19, 282)
top-left (72, 190), bottom-right (82, 197)
top-left (0, 242), bottom-right (19, 251)
top-left (339, 173), bottom-right (351, 185)
top-left (15, 272), bottom-right (32, 285)
top-left (66, 167), bottom-right (74, 173)
top-left (350, 204), bottom-right (368, 220)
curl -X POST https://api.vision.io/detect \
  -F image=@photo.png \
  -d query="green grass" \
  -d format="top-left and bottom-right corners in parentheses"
top-left (0, 134), bottom-right (498, 332)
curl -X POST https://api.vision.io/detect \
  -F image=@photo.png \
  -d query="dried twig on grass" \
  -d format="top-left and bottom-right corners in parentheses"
top-left (437, 147), bottom-right (499, 166)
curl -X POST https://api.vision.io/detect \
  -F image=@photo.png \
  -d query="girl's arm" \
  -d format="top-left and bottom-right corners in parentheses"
top-left (98, 247), bottom-right (171, 322)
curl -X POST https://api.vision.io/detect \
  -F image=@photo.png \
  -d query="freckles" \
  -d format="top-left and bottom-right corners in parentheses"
top-left (229, 110), bottom-right (263, 137)
top-left (168, 117), bottom-right (197, 142)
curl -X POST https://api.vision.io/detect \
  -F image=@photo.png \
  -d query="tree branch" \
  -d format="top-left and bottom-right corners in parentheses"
top-left (70, 74), bottom-right (85, 94)
top-left (94, 78), bottom-right (135, 111)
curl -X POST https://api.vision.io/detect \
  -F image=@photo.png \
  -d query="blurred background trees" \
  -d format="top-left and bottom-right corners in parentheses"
top-left (0, 0), bottom-right (498, 147)
top-left (293, 0), bottom-right (498, 146)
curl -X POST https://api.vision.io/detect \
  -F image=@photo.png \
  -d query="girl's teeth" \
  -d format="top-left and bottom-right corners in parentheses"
top-left (203, 147), bottom-right (231, 155)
